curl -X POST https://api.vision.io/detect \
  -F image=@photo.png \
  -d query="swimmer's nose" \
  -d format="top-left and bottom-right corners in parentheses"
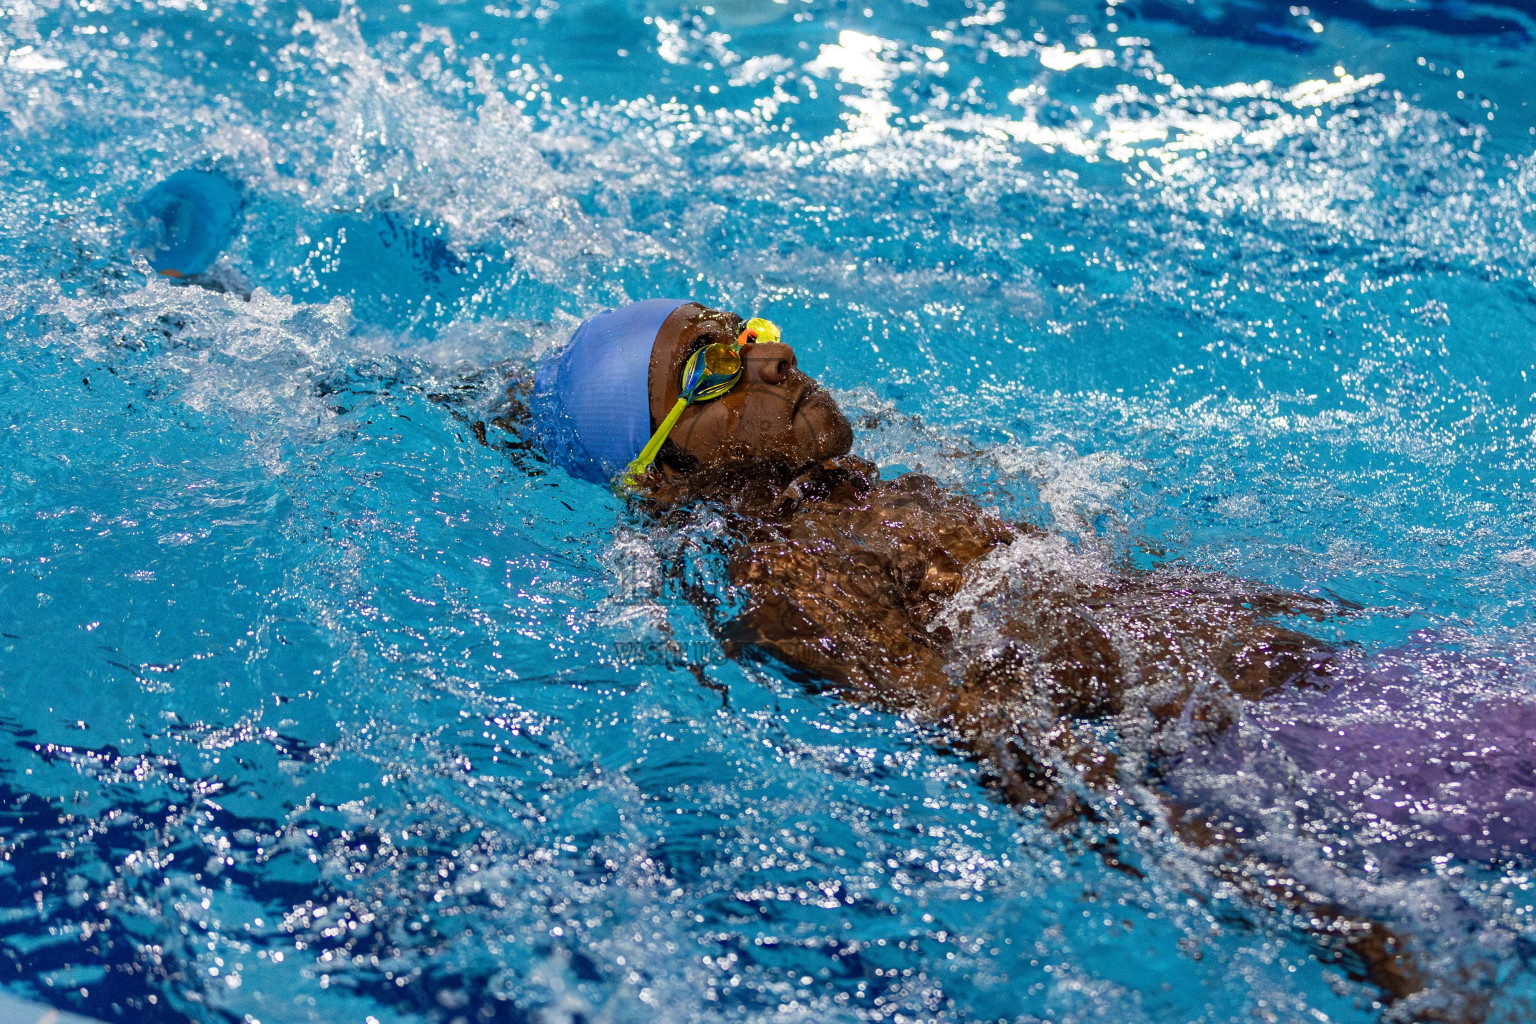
top-left (742, 341), bottom-right (797, 386)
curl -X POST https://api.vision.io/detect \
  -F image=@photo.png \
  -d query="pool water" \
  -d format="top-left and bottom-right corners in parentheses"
top-left (2, 0), bottom-right (1535, 1021)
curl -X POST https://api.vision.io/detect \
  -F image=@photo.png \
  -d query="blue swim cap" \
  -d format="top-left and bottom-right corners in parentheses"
top-left (131, 169), bottom-right (243, 277)
top-left (530, 298), bottom-right (695, 484)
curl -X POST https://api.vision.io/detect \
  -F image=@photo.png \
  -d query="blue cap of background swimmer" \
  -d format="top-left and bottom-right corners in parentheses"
top-left (530, 298), bottom-right (694, 483)
top-left (130, 169), bottom-right (243, 278)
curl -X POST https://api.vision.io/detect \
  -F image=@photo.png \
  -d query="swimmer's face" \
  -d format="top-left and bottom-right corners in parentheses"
top-left (648, 304), bottom-right (853, 472)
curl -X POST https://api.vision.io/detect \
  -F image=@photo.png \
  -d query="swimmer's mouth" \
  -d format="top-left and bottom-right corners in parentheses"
top-left (791, 380), bottom-right (826, 417)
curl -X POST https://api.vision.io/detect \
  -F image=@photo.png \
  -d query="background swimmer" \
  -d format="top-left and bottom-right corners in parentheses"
top-left (128, 169), bottom-right (247, 292)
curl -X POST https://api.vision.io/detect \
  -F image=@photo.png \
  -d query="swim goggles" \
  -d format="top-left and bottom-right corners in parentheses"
top-left (620, 317), bottom-right (780, 489)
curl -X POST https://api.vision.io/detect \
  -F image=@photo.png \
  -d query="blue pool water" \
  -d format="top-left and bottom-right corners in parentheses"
top-left (2, 0), bottom-right (1536, 1021)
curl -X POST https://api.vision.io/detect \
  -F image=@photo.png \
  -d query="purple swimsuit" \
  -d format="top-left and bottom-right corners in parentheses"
top-left (1166, 646), bottom-right (1536, 865)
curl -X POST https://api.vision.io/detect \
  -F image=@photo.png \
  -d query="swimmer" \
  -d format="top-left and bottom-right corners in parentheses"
top-left (509, 299), bottom-right (1534, 1023)
top-left (123, 170), bottom-right (480, 324)
top-left (128, 169), bottom-right (248, 293)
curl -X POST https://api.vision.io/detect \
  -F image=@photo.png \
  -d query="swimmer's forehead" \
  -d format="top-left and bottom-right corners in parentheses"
top-left (649, 304), bottom-right (747, 419)
top-left (681, 306), bottom-right (744, 337)
top-left (654, 305), bottom-right (744, 367)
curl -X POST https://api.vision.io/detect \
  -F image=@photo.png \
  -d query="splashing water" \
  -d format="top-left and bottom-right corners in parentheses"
top-left (2, 0), bottom-right (1535, 1021)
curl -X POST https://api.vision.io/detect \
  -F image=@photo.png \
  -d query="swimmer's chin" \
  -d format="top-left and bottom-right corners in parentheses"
top-left (796, 389), bottom-right (854, 464)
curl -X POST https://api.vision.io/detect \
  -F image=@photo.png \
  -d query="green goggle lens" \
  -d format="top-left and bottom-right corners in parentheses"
top-left (682, 342), bottom-right (743, 403)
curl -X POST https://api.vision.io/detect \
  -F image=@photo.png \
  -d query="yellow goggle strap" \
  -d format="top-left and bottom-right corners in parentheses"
top-left (620, 395), bottom-right (690, 490)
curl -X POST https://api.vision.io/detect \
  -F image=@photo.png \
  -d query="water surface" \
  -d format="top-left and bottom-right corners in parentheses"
top-left (2, 0), bottom-right (1535, 1020)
